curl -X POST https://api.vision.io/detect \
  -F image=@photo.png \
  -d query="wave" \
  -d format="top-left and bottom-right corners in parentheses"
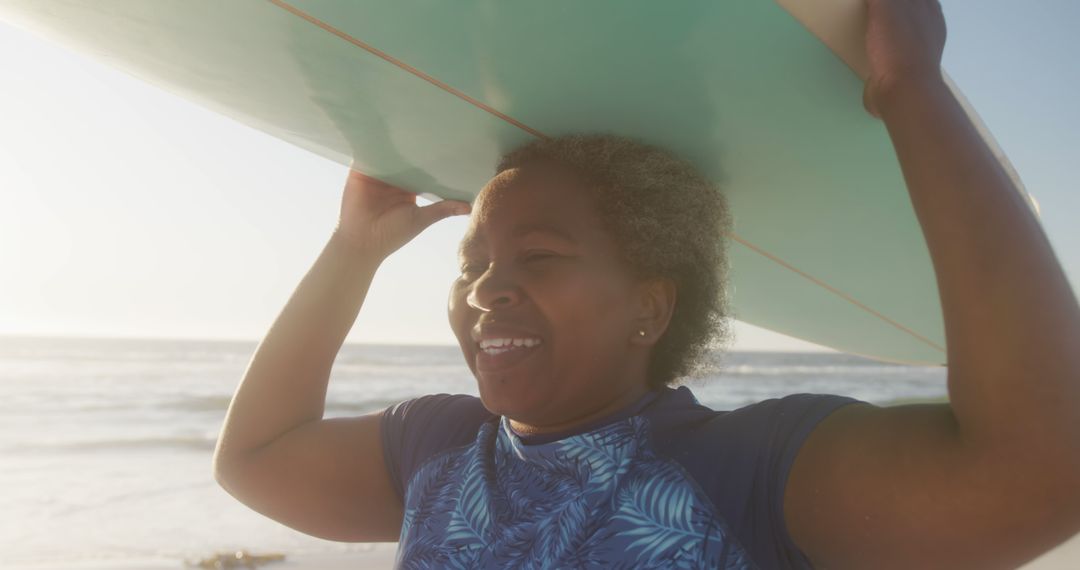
top-left (159, 394), bottom-right (403, 414)
top-left (25, 394), bottom-right (418, 417)
top-left (324, 398), bottom-right (404, 415)
top-left (719, 364), bottom-right (937, 377)
top-left (161, 394), bottom-right (234, 412)
top-left (8, 435), bottom-right (218, 454)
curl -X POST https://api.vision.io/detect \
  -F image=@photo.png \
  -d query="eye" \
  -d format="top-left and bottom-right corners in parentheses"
top-left (523, 251), bottom-right (558, 263)
top-left (459, 261), bottom-right (488, 277)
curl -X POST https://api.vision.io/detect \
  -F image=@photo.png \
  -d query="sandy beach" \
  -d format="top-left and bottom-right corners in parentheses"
top-left (8, 549), bottom-right (397, 570)
top-left (10, 535), bottom-right (1080, 570)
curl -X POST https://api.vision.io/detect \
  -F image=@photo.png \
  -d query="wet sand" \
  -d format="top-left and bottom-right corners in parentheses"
top-left (9, 550), bottom-right (396, 570)
top-left (10, 532), bottom-right (1078, 569)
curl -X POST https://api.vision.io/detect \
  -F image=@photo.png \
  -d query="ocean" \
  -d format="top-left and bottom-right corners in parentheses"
top-left (0, 336), bottom-right (947, 568)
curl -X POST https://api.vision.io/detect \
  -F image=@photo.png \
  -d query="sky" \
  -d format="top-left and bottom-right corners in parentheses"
top-left (1, 1), bottom-right (1077, 352)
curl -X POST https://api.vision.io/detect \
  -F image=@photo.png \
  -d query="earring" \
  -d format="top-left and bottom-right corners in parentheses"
top-left (638, 330), bottom-right (646, 337)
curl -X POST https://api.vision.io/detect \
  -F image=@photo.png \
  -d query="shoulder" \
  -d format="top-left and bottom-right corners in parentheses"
top-left (380, 393), bottom-right (494, 500)
top-left (645, 387), bottom-right (858, 440)
top-left (646, 388), bottom-right (860, 475)
top-left (720, 393), bottom-right (861, 440)
top-left (644, 387), bottom-right (861, 569)
top-left (383, 393), bottom-right (490, 425)
top-left (649, 387), bottom-right (859, 470)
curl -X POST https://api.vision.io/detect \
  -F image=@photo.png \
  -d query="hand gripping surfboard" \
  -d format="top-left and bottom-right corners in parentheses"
top-left (0, 0), bottom-right (1035, 365)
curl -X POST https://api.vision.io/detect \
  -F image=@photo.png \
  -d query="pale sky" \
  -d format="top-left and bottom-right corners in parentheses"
top-left (1, 1), bottom-right (1077, 352)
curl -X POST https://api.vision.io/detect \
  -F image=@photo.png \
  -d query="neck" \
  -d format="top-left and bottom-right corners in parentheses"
top-left (508, 382), bottom-right (651, 437)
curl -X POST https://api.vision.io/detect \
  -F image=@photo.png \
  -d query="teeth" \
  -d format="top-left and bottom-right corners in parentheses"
top-left (479, 337), bottom-right (541, 351)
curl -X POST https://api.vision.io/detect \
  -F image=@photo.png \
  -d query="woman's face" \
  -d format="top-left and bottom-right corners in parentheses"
top-left (448, 163), bottom-right (662, 429)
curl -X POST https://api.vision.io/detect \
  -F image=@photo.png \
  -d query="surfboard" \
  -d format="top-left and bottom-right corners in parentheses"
top-left (0, 0), bottom-right (1034, 365)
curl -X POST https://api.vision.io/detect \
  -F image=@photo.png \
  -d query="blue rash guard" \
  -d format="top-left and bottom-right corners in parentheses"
top-left (381, 386), bottom-right (857, 569)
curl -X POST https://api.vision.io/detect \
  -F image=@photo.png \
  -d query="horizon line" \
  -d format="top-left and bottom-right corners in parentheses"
top-left (0, 331), bottom-right (832, 353)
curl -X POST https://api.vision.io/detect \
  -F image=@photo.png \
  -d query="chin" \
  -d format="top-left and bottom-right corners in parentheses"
top-left (474, 371), bottom-right (550, 422)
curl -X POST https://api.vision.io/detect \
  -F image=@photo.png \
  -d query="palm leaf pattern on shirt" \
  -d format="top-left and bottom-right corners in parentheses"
top-left (610, 465), bottom-right (720, 566)
top-left (400, 446), bottom-right (475, 566)
top-left (444, 446), bottom-right (493, 546)
top-left (397, 415), bottom-right (754, 568)
top-left (548, 424), bottom-right (634, 489)
top-left (401, 450), bottom-right (454, 532)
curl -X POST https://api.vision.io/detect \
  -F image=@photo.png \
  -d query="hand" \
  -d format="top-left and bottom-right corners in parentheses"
top-left (333, 169), bottom-right (471, 259)
top-left (862, 0), bottom-right (947, 118)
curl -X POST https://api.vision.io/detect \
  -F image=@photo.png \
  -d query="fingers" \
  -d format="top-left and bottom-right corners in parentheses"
top-left (861, 0), bottom-right (947, 119)
top-left (346, 167), bottom-right (383, 188)
top-left (862, 82), bottom-right (881, 119)
top-left (342, 166), bottom-right (470, 252)
top-left (414, 200), bottom-right (471, 229)
top-left (345, 169), bottom-right (409, 197)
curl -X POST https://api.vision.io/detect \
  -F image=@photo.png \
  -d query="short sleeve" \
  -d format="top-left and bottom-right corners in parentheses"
top-left (662, 391), bottom-right (860, 569)
top-left (380, 394), bottom-right (492, 501)
top-left (733, 394), bottom-right (860, 568)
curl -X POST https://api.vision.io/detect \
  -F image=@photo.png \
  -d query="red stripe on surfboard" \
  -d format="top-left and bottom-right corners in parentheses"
top-left (268, 0), bottom-right (945, 357)
top-left (265, 0), bottom-right (548, 140)
top-left (728, 233), bottom-right (946, 354)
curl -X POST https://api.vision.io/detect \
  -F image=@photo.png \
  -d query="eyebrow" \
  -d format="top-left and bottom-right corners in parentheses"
top-left (512, 225), bottom-right (578, 245)
top-left (458, 225), bottom-right (577, 256)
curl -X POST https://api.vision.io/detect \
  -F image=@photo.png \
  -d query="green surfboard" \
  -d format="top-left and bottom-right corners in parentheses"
top-left (0, 0), bottom-right (1034, 365)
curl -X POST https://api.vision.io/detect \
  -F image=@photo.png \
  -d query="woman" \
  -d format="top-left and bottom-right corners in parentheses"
top-left (213, 0), bottom-right (1080, 568)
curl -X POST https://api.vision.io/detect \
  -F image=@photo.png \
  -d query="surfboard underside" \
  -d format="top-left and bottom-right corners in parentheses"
top-left (2, 0), bottom-right (1023, 366)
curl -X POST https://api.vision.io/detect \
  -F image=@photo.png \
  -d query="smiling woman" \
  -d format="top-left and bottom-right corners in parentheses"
top-left (216, 133), bottom-right (858, 567)
top-left (448, 136), bottom-right (732, 431)
top-left (386, 136), bottom-right (858, 567)
top-left (494, 136), bottom-right (733, 387)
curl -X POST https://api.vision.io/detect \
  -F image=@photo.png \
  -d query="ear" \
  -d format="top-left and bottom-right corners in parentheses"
top-left (630, 277), bottom-right (677, 345)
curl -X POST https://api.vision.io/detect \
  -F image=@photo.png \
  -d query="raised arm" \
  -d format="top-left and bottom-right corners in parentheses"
top-left (212, 170), bottom-right (469, 541)
top-left (785, 1), bottom-right (1080, 568)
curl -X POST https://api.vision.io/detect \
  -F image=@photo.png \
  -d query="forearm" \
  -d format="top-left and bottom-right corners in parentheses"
top-left (879, 78), bottom-right (1080, 454)
top-left (215, 232), bottom-right (383, 461)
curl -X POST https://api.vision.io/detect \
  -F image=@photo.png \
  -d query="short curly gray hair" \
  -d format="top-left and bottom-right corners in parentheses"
top-left (495, 134), bottom-right (732, 387)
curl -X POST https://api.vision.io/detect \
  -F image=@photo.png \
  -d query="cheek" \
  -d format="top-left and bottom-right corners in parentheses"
top-left (541, 270), bottom-right (634, 339)
top-left (447, 280), bottom-right (472, 337)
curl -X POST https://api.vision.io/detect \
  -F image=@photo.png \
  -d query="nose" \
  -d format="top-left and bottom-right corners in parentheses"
top-left (466, 265), bottom-right (521, 312)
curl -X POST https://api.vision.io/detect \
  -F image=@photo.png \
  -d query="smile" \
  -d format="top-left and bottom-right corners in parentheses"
top-left (478, 337), bottom-right (542, 354)
top-left (475, 337), bottom-right (543, 372)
